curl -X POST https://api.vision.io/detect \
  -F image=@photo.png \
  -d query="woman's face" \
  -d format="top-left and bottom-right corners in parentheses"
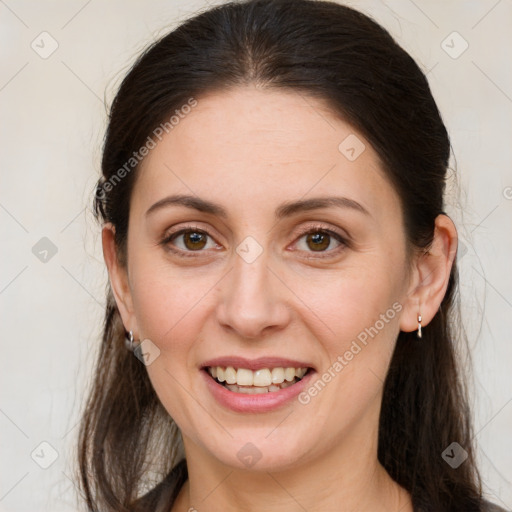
top-left (112, 86), bottom-right (414, 471)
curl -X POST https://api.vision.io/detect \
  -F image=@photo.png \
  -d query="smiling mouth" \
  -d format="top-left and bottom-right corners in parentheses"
top-left (205, 366), bottom-right (311, 394)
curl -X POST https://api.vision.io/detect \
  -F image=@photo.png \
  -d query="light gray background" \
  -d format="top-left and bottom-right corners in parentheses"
top-left (1, 0), bottom-right (511, 510)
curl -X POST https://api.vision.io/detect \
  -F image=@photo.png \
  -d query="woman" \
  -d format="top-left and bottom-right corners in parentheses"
top-left (77, 1), bottom-right (508, 511)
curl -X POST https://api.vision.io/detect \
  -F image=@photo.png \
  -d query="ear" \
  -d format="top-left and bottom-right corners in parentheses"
top-left (399, 214), bottom-right (458, 334)
top-left (102, 223), bottom-right (138, 335)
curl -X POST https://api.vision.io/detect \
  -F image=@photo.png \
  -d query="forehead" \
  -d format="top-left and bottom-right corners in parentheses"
top-left (133, 86), bottom-right (400, 220)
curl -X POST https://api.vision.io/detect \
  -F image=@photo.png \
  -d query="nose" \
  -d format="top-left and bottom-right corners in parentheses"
top-left (215, 251), bottom-right (291, 340)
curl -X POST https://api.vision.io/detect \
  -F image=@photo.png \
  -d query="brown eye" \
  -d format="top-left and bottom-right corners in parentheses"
top-left (163, 228), bottom-right (219, 255)
top-left (305, 232), bottom-right (331, 251)
top-left (182, 231), bottom-right (207, 250)
top-left (293, 227), bottom-right (347, 257)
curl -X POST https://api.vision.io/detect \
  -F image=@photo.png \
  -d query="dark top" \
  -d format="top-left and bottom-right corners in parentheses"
top-left (132, 459), bottom-right (509, 512)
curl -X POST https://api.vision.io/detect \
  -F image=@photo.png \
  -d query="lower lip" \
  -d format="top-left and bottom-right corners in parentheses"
top-left (201, 369), bottom-right (315, 413)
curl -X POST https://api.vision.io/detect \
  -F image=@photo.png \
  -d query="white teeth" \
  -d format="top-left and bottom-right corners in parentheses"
top-left (207, 365), bottom-right (309, 391)
top-left (225, 384), bottom-right (269, 394)
top-left (236, 368), bottom-right (254, 386)
top-left (224, 366), bottom-right (237, 385)
top-left (253, 369), bottom-right (272, 387)
top-left (223, 379), bottom-right (296, 394)
top-left (271, 367), bottom-right (285, 384)
top-left (284, 367), bottom-right (296, 382)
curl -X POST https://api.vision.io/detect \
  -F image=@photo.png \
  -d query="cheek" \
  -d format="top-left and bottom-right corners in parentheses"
top-left (303, 260), bottom-right (403, 342)
top-left (128, 264), bottom-right (216, 429)
top-left (298, 262), bottom-right (404, 418)
top-left (129, 260), bottom-right (214, 355)
top-left (293, 268), bottom-right (402, 433)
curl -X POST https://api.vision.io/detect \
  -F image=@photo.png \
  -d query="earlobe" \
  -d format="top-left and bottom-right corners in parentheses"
top-left (399, 214), bottom-right (458, 334)
top-left (101, 223), bottom-right (137, 334)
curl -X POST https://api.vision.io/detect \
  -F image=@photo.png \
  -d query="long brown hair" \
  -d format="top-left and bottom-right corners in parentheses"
top-left (77, 1), bottom-right (483, 510)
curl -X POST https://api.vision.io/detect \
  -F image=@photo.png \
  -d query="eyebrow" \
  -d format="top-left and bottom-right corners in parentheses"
top-left (145, 194), bottom-right (371, 219)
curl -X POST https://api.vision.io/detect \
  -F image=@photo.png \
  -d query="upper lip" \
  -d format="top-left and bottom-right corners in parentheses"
top-left (201, 356), bottom-right (315, 372)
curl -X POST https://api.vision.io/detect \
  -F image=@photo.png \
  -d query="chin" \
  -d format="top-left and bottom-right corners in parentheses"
top-left (201, 430), bottom-right (311, 473)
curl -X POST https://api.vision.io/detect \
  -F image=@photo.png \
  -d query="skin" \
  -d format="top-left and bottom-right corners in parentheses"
top-left (103, 85), bottom-right (457, 512)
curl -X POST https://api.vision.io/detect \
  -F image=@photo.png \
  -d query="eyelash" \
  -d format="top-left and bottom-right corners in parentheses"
top-left (160, 223), bottom-right (348, 259)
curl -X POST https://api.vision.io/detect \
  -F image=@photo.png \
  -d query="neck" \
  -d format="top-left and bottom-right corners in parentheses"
top-left (172, 426), bottom-right (412, 512)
